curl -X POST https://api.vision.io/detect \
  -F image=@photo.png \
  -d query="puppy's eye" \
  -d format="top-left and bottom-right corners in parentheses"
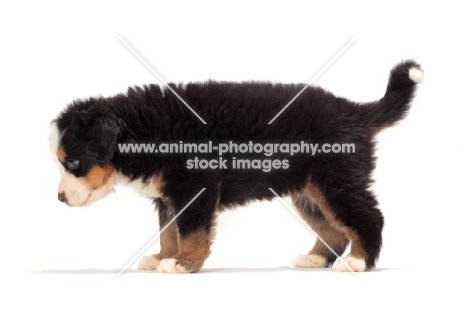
top-left (66, 159), bottom-right (80, 170)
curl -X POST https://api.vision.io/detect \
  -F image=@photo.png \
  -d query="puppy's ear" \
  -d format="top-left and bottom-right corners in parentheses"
top-left (84, 116), bottom-right (123, 166)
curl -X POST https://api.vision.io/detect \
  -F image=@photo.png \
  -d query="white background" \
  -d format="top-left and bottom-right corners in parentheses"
top-left (1, 0), bottom-right (466, 309)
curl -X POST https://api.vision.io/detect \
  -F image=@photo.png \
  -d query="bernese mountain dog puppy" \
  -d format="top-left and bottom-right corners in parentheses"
top-left (49, 60), bottom-right (423, 273)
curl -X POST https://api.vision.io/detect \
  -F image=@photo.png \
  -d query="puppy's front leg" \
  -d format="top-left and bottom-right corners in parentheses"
top-left (138, 198), bottom-right (179, 270)
top-left (157, 227), bottom-right (215, 273)
top-left (157, 189), bottom-right (217, 274)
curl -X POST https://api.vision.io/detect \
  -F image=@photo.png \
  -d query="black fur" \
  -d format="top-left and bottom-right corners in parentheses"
top-left (54, 60), bottom-right (421, 270)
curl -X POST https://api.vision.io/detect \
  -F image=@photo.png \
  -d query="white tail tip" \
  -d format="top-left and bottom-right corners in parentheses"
top-left (409, 67), bottom-right (424, 84)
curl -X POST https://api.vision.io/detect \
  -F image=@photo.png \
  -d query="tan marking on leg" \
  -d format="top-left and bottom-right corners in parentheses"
top-left (156, 220), bottom-right (179, 260)
top-left (293, 195), bottom-right (348, 259)
top-left (342, 227), bottom-right (368, 260)
top-left (306, 183), bottom-right (369, 262)
top-left (138, 220), bottom-right (179, 270)
top-left (174, 226), bottom-right (216, 273)
top-left (57, 146), bottom-right (66, 163)
top-left (310, 224), bottom-right (347, 258)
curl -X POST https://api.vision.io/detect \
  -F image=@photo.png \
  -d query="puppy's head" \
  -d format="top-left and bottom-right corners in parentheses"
top-left (49, 102), bottom-right (123, 207)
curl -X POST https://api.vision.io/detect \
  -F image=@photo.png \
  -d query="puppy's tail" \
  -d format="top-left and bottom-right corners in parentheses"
top-left (366, 60), bottom-right (423, 130)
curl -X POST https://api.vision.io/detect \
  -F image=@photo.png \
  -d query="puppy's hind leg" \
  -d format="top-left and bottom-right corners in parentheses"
top-left (138, 198), bottom-right (179, 270)
top-left (306, 182), bottom-right (384, 272)
top-left (291, 194), bottom-right (349, 268)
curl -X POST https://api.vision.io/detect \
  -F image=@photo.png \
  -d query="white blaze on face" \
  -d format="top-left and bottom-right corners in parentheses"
top-left (48, 122), bottom-right (116, 207)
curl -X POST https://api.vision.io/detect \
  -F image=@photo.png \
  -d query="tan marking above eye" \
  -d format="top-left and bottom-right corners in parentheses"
top-left (57, 146), bottom-right (67, 163)
top-left (85, 164), bottom-right (115, 189)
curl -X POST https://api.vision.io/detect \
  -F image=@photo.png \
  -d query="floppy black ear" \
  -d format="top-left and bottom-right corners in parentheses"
top-left (84, 116), bottom-right (123, 166)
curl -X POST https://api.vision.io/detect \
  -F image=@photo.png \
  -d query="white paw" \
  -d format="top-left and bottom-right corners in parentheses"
top-left (332, 256), bottom-right (366, 272)
top-left (292, 254), bottom-right (328, 268)
top-left (137, 255), bottom-right (161, 270)
top-left (409, 67), bottom-right (424, 84)
top-left (156, 258), bottom-right (189, 274)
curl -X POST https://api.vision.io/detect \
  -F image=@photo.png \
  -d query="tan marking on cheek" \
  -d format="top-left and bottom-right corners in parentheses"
top-left (153, 173), bottom-right (166, 193)
top-left (85, 164), bottom-right (115, 189)
top-left (57, 146), bottom-right (67, 163)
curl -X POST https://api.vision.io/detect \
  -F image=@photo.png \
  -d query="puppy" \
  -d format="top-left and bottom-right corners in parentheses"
top-left (49, 60), bottom-right (423, 273)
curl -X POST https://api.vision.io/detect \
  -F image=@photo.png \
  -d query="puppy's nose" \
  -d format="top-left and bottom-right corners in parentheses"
top-left (58, 192), bottom-right (66, 203)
